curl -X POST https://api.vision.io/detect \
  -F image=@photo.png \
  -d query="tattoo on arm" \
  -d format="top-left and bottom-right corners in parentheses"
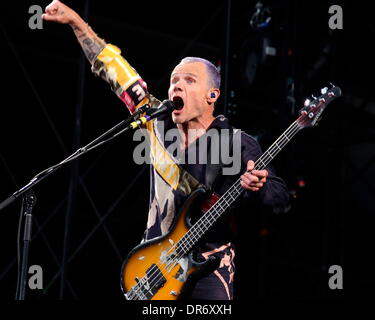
top-left (71, 22), bottom-right (106, 64)
top-left (82, 37), bottom-right (104, 63)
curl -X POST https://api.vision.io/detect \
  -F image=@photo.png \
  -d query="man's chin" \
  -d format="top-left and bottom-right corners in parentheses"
top-left (171, 114), bottom-right (185, 124)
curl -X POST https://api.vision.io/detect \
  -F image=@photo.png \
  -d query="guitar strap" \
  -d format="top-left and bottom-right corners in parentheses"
top-left (205, 126), bottom-right (235, 192)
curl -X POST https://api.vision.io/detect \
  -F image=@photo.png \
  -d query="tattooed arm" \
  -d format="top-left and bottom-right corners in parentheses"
top-left (42, 0), bottom-right (153, 114)
top-left (42, 0), bottom-right (106, 64)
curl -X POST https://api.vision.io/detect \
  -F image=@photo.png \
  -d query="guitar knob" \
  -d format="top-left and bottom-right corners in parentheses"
top-left (321, 87), bottom-right (328, 94)
top-left (304, 99), bottom-right (310, 106)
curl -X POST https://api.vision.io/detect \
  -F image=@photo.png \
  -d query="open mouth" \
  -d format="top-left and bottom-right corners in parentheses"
top-left (172, 96), bottom-right (184, 111)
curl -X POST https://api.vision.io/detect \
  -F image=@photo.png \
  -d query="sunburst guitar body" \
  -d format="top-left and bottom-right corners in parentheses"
top-left (121, 188), bottom-right (215, 300)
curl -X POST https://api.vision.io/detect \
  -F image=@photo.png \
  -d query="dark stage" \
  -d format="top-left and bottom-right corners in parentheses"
top-left (0, 0), bottom-right (374, 307)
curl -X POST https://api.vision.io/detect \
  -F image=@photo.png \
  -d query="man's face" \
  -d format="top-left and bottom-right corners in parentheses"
top-left (168, 61), bottom-right (212, 124)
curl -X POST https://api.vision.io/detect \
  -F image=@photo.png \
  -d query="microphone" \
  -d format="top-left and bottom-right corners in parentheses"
top-left (147, 99), bottom-right (177, 119)
top-left (128, 99), bottom-right (177, 129)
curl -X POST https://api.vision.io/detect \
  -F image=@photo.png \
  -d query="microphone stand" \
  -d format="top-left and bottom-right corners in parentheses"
top-left (0, 102), bottom-right (150, 299)
top-left (16, 190), bottom-right (37, 300)
top-left (0, 103), bottom-right (151, 212)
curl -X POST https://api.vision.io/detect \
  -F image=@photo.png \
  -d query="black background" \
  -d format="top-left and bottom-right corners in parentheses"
top-left (0, 0), bottom-right (374, 304)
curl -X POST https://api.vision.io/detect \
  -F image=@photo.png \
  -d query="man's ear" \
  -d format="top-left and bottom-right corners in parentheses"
top-left (207, 88), bottom-right (220, 104)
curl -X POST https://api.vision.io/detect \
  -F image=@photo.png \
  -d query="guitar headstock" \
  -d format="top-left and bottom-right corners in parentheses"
top-left (297, 85), bottom-right (342, 128)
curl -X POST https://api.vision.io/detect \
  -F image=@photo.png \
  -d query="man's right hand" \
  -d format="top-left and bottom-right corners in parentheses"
top-left (42, 0), bottom-right (77, 24)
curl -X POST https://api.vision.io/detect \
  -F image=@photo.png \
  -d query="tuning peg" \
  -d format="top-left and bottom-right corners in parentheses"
top-left (311, 95), bottom-right (317, 100)
top-left (329, 82), bottom-right (335, 87)
top-left (321, 87), bottom-right (328, 94)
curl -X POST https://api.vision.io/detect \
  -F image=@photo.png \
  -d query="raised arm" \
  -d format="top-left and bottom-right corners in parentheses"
top-left (42, 0), bottom-right (156, 114)
top-left (42, 0), bottom-right (106, 64)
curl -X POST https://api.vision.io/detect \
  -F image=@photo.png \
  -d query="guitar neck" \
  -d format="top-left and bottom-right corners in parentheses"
top-left (177, 120), bottom-right (302, 254)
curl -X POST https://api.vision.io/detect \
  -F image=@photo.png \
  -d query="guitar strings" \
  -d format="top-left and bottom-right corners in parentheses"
top-left (178, 120), bottom-right (303, 247)
top-left (127, 119), bottom-right (304, 299)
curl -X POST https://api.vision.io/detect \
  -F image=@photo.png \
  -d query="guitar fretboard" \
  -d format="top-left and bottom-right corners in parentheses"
top-left (176, 119), bottom-right (303, 254)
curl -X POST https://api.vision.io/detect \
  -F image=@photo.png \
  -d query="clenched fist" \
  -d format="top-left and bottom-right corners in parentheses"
top-left (42, 0), bottom-right (77, 24)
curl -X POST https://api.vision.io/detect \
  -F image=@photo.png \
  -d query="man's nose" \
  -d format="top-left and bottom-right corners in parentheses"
top-left (172, 81), bottom-right (183, 92)
top-left (174, 85), bottom-right (183, 92)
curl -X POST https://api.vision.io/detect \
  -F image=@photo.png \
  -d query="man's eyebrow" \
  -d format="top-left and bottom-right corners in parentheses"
top-left (171, 72), bottom-right (197, 78)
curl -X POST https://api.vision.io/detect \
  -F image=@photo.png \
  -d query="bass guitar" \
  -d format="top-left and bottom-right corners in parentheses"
top-left (121, 85), bottom-right (342, 300)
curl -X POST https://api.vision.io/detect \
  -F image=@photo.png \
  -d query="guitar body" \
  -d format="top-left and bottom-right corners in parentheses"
top-left (121, 187), bottom-right (211, 300)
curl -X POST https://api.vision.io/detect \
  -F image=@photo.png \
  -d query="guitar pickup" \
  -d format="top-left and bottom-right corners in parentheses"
top-left (144, 264), bottom-right (166, 297)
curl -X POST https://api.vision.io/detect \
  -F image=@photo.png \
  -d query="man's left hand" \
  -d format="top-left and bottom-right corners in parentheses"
top-left (240, 160), bottom-right (268, 192)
